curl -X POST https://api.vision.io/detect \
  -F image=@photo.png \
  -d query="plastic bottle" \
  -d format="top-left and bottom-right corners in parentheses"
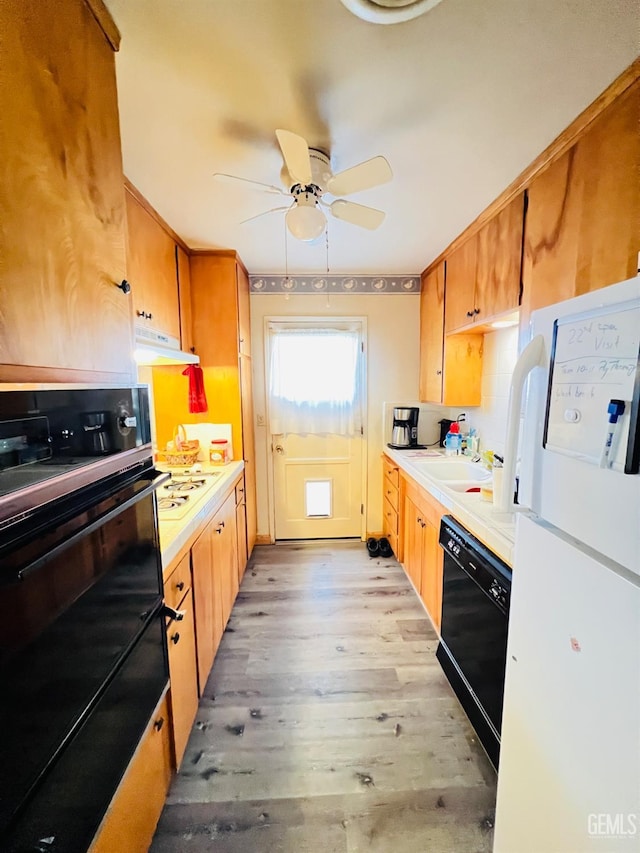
top-left (444, 422), bottom-right (462, 456)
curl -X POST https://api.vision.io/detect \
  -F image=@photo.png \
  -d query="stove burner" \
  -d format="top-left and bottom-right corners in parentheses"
top-left (158, 493), bottom-right (191, 511)
top-left (167, 479), bottom-right (205, 492)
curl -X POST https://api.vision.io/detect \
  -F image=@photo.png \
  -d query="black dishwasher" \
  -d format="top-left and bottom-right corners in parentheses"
top-left (436, 515), bottom-right (511, 769)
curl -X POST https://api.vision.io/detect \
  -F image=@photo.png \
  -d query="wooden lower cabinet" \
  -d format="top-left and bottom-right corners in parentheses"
top-left (89, 692), bottom-right (172, 853)
top-left (191, 487), bottom-right (239, 694)
top-left (382, 455), bottom-right (401, 560)
top-left (164, 553), bottom-right (199, 770)
top-left (401, 476), bottom-right (445, 632)
top-left (236, 477), bottom-right (249, 582)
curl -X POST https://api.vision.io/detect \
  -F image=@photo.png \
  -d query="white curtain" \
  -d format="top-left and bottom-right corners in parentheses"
top-left (268, 326), bottom-right (361, 435)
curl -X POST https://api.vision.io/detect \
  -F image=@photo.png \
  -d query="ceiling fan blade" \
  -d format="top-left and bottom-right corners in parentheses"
top-left (326, 156), bottom-right (392, 196)
top-left (239, 205), bottom-right (291, 225)
top-left (329, 199), bottom-right (385, 230)
top-left (213, 173), bottom-right (287, 196)
top-left (275, 129), bottom-right (312, 185)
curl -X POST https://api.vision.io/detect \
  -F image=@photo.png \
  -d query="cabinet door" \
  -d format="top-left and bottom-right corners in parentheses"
top-left (240, 354), bottom-right (257, 556)
top-left (236, 499), bottom-right (248, 582)
top-left (237, 262), bottom-right (252, 356)
top-left (419, 263), bottom-right (445, 403)
top-left (521, 81), bottom-right (639, 322)
top-left (403, 496), bottom-right (423, 594)
top-left (125, 189), bottom-right (181, 340)
top-left (211, 494), bottom-right (238, 632)
top-left (1, 0), bottom-right (133, 381)
top-left (176, 244), bottom-right (193, 353)
top-left (191, 520), bottom-right (216, 694)
top-left (475, 192), bottom-right (524, 322)
top-left (444, 236), bottom-right (478, 332)
top-left (419, 519), bottom-right (443, 633)
top-left (166, 598), bottom-right (199, 769)
top-left (89, 693), bottom-right (172, 853)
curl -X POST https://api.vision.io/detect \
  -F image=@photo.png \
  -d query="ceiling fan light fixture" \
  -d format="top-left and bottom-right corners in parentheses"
top-left (285, 204), bottom-right (326, 241)
top-left (339, 0), bottom-right (444, 24)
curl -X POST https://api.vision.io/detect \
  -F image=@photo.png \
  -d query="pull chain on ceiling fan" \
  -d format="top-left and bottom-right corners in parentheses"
top-left (213, 129), bottom-right (392, 241)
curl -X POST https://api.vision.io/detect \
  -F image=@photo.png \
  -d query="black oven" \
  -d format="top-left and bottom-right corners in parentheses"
top-left (436, 515), bottom-right (511, 769)
top-left (0, 386), bottom-right (169, 853)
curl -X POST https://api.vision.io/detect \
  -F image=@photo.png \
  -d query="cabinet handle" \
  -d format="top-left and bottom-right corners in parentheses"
top-left (116, 279), bottom-right (131, 295)
top-left (417, 517), bottom-right (422, 524)
top-left (474, 308), bottom-right (480, 315)
top-left (170, 632), bottom-right (181, 645)
top-left (436, 370), bottom-right (442, 375)
top-left (136, 310), bottom-right (146, 318)
top-left (162, 604), bottom-right (185, 621)
top-left (175, 580), bottom-right (185, 591)
top-left (215, 525), bottom-right (223, 534)
top-left (466, 310), bottom-right (474, 318)
top-left (147, 312), bottom-right (153, 320)
top-left (154, 717), bottom-right (165, 732)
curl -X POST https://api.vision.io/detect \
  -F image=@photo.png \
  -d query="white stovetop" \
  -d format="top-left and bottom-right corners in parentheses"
top-left (384, 447), bottom-right (516, 566)
top-left (156, 461), bottom-right (244, 572)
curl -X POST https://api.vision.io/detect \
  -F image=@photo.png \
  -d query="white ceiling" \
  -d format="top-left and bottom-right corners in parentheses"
top-left (105, 0), bottom-right (639, 275)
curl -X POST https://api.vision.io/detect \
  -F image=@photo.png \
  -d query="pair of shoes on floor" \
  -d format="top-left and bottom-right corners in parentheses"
top-left (366, 537), bottom-right (393, 559)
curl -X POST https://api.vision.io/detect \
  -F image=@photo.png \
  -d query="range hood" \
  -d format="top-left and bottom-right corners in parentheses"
top-left (133, 325), bottom-right (199, 366)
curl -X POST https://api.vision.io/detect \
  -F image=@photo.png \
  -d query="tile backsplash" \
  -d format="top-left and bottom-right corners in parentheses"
top-left (466, 326), bottom-right (519, 457)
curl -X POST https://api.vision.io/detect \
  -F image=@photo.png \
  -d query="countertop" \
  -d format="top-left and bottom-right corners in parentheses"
top-left (158, 460), bottom-right (244, 573)
top-left (383, 447), bottom-right (516, 566)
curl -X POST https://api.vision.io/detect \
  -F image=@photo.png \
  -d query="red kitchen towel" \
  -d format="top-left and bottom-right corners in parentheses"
top-left (182, 364), bottom-right (208, 413)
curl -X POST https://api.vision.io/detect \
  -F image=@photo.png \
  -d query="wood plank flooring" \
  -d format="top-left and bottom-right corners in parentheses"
top-left (151, 541), bottom-right (497, 852)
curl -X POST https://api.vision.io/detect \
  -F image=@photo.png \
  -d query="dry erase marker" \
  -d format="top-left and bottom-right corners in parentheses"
top-left (600, 399), bottom-right (625, 468)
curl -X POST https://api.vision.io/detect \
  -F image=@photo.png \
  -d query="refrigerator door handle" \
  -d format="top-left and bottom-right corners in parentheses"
top-left (496, 334), bottom-right (546, 512)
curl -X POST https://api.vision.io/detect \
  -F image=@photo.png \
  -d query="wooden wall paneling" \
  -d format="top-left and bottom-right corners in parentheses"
top-left (176, 244), bottom-right (193, 353)
top-left (419, 263), bottom-right (445, 403)
top-left (475, 191), bottom-right (525, 321)
top-left (444, 236), bottom-right (478, 332)
top-left (124, 189), bottom-right (181, 340)
top-left (0, 0), bottom-right (133, 380)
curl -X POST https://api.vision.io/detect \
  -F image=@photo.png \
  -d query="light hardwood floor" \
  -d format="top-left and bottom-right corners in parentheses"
top-left (151, 541), bottom-right (497, 852)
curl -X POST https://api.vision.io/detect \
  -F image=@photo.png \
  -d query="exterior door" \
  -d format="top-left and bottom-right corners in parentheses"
top-left (268, 320), bottom-right (366, 540)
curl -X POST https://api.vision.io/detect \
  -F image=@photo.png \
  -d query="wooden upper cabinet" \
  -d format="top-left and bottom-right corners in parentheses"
top-left (124, 188), bottom-right (181, 342)
top-left (444, 236), bottom-right (478, 332)
top-left (176, 245), bottom-right (194, 354)
top-left (419, 263), bottom-right (445, 402)
top-left (419, 261), bottom-right (482, 406)
top-left (522, 80), bottom-right (640, 321)
top-left (475, 192), bottom-right (524, 320)
top-left (237, 263), bottom-right (252, 356)
top-left (444, 192), bottom-right (524, 333)
top-left (0, 0), bottom-right (134, 382)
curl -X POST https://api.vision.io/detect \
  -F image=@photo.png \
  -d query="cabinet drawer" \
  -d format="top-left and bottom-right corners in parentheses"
top-left (164, 552), bottom-right (191, 611)
top-left (383, 496), bottom-right (398, 538)
top-left (382, 456), bottom-right (400, 488)
top-left (383, 475), bottom-right (399, 512)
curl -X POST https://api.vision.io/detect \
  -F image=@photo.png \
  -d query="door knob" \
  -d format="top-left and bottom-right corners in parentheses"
top-left (274, 444), bottom-right (284, 454)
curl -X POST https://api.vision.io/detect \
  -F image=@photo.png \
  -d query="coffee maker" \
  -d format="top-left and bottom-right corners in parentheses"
top-left (388, 407), bottom-right (426, 449)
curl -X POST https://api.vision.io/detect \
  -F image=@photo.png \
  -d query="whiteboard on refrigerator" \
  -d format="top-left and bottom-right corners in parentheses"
top-left (544, 299), bottom-right (640, 468)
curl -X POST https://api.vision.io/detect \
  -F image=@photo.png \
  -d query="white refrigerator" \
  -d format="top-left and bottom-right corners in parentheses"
top-left (494, 276), bottom-right (640, 853)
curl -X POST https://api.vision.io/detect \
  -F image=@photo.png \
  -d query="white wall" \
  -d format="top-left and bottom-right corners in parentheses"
top-left (250, 293), bottom-right (422, 538)
top-left (466, 326), bottom-right (519, 457)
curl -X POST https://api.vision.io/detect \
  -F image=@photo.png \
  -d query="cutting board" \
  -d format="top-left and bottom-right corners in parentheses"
top-left (181, 423), bottom-right (233, 462)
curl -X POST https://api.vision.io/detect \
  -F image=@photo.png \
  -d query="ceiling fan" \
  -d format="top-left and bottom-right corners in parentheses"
top-left (213, 129), bottom-right (393, 242)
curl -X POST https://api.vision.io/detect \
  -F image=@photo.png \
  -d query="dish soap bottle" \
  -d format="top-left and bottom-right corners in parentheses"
top-left (444, 422), bottom-right (462, 456)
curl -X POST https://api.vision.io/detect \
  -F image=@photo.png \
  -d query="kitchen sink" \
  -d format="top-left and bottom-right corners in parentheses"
top-left (412, 459), bottom-right (491, 482)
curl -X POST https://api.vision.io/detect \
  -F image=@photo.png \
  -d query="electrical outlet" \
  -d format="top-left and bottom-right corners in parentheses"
top-left (256, 414), bottom-right (265, 427)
